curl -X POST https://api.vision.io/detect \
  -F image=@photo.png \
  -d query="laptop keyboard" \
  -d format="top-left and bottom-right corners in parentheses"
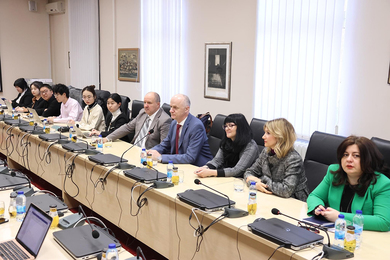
top-left (0, 241), bottom-right (29, 260)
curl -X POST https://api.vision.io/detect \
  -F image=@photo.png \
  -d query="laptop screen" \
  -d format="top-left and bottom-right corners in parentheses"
top-left (16, 204), bottom-right (52, 257)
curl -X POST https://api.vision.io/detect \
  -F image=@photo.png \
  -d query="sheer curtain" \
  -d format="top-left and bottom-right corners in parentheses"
top-left (254, 0), bottom-right (346, 139)
top-left (141, 0), bottom-right (182, 103)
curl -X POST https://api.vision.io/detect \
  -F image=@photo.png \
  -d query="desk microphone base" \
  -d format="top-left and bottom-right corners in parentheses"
top-left (57, 139), bottom-right (71, 145)
top-left (153, 181), bottom-right (174, 189)
top-left (116, 163), bottom-right (136, 170)
top-left (84, 149), bottom-right (100, 155)
top-left (224, 207), bottom-right (249, 218)
top-left (323, 245), bottom-right (354, 259)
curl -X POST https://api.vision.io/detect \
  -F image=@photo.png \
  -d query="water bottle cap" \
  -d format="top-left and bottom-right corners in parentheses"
top-left (142, 148), bottom-right (146, 151)
top-left (108, 243), bottom-right (116, 249)
top-left (250, 181), bottom-right (256, 185)
top-left (356, 210), bottom-right (362, 214)
top-left (49, 204), bottom-right (57, 208)
top-left (338, 214), bottom-right (345, 219)
top-left (169, 160), bottom-right (173, 163)
top-left (17, 191), bottom-right (24, 195)
top-left (10, 192), bottom-right (17, 198)
top-left (99, 135), bottom-right (102, 137)
top-left (347, 225), bottom-right (355, 230)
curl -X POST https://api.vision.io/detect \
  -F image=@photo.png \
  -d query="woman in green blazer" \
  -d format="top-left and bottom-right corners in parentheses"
top-left (307, 136), bottom-right (390, 231)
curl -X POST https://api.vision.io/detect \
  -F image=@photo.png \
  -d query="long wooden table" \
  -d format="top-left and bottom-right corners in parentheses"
top-left (1, 119), bottom-right (389, 260)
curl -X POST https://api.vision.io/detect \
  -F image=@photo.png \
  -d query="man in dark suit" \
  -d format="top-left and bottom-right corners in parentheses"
top-left (148, 94), bottom-right (213, 166)
top-left (104, 92), bottom-right (171, 149)
top-left (37, 84), bottom-right (61, 117)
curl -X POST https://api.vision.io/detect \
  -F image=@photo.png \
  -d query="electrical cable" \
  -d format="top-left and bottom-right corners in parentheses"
top-left (268, 244), bottom-right (286, 260)
top-left (63, 153), bottom-right (80, 198)
top-left (236, 224), bottom-right (248, 260)
top-left (174, 197), bottom-right (182, 260)
top-left (115, 169), bottom-right (123, 226)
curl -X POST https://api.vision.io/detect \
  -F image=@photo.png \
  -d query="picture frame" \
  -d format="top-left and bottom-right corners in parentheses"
top-left (388, 63), bottom-right (390, 85)
top-left (204, 42), bottom-right (232, 101)
top-left (118, 48), bottom-right (140, 82)
top-left (0, 56), bottom-right (2, 92)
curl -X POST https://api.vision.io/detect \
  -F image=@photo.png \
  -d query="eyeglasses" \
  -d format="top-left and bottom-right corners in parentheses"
top-left (222, 123), bottom-right (236, 130)
top-left (41, 89), bottom-right (50, 94)
top-left (82, 95), bottom-right (94, 100)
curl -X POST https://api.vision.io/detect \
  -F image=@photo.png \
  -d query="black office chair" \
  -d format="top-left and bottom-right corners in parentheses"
top-left (371, 137), bottom-right (390, 171)
top-left (208, 114), bottom-right (226, 157)
top-left (250, 118), bottom-right (267, 152)
top-left (130, 100), bottom-right (144, 120)
top-left (162, 103), bottom-right (171, 117)
top-left (119, 95), bottom-right (131, 119)
top-left (304, 131), bottom-right (345, 192)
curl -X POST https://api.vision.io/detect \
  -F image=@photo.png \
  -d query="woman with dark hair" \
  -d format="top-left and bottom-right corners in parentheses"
top-left (78, 85), bottom-right (105, 131)
top-left (11, 78), bottom-right (33, 108)
top-left (90, 93), bottom-right (129, 142)
top-left (194, 113), bottom-right (259, 178)
top-left (15, 81), bottom-right (44, 113)
top-left (244, 118), bottom-right (309, 201)
top-left (307, 136), bottom-right (390, 231)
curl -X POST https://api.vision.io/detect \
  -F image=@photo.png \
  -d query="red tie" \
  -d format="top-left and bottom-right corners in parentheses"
top-left (175, 124), bottom-right (181, 154)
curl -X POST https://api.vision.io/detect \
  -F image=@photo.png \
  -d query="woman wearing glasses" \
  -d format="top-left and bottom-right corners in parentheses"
top-left (194, 113), bottom-right (259, 178)
top-left (77, 85), bottom-right (105, 131)
top-left (244, 118), bottom-right (309, 202)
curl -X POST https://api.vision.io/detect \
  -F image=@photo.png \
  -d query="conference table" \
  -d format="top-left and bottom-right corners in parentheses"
top-left (0, 117), bottom-right (389, 260)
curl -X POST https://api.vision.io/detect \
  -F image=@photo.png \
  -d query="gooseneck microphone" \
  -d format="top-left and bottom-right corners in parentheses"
top-left (142, 161), bottom-right (173, 189)
top-left (32, 122), bottom-right (44, 135)
top-left (194, 179), bottom-right (248, 218)
top-left (78, 205), bottom-right (100, 239)
top-left (116, 129), bottom-right (155, 170)
top-left (271, 208), bottom-right (353, 259)
top-left (0, 169), bottom-right (35, 196)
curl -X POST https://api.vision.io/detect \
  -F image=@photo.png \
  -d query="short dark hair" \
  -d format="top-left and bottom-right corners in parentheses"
top-left (14, 78), bottom-right (28, 90)
top-left (30, 81), bottom-right (43, 90)
top-left (220, 113), bottom-right (253, 168)
top-left (82, 85), bottom-right (96, 98)
top-left (52, 84), bottom-right (69, 98)
top-left (108, 93), bottom-right (122, 105)
top-left (40, 84), bottom-right (53, 91)
top-left (331, 136), bottom-right (388, 196)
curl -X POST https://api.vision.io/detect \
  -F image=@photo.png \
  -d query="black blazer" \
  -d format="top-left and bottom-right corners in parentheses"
top-left (101, 112), bottom-right (130, 142)
top-left (29, 97), bottom-right (45, 110)
top-left (12, 89), bottom-right (33, 108)
top-left (40, 96), bottom-right (61, 117)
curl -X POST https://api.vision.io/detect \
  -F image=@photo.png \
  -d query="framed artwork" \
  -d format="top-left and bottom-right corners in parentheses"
top-left (204, 42), bottom-right (232, 101)
top-left (388, 63), bottom-right (390, 85)
top-left (0, 56), bottom-right (2, 92)
top-left (118, 48), bottom-right (140, 82)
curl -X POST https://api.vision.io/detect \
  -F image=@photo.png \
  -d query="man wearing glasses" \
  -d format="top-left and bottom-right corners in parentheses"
top-left (36, 84), bottom-right (61, 117)
top-left (148, 94), bottom-right (213, 166)
top-left (47, 83), bottom-right (83, 123)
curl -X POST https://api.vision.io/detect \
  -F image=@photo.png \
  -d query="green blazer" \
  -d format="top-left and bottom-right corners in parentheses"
top-left (307, 164), bottom-right (390, 231)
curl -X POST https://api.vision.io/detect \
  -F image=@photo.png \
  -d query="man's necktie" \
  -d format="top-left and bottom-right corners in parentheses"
top-left (175, 124), bottom-right (181, 154)
top-left (136, 117), bottom-right (150, 148)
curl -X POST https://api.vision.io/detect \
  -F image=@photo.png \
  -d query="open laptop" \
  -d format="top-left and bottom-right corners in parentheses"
top-left (177, 189), bottom-right (235, 212)
top-left (248, 218), bottom-right (323, 250)
top-left (27, 108), bottom-right (43, 126)
top-left (88, 153), bottom-right (127, 166)
top-left (74, 125), bottom-right (91, 139)
top-left (0, 167), bottom-right (29, 191)
top-left (124, 167), bottom-right (167, 183)
top-left (4, 99), bottom-right (13, 113)
top-left (0, 203), bottom-right (52, 260)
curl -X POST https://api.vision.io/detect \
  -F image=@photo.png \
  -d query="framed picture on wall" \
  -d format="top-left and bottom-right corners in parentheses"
top-left (118, 48), bottom-right (140, 82)
top-left (0, 56), bottom-right (2, 92)
top-left (204, 42), bottom-right (232, 101)
top-left (388, 63), bottom-right (390, 85)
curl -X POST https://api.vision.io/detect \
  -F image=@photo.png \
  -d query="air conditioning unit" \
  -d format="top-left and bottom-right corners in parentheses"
top-left (46, 1), bottom-right (65, 14)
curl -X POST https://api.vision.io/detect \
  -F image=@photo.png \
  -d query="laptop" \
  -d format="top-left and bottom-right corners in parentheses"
top-left (62, 142), bottom-right (96, 153)
top-left (19, 125), bottom-right (44, 133)
top-left (0, 167), bottom-right (30, 191)
top-left (177, 189), bottom-right (235, 212)
top-left (53, 224), bottom-right (121, 260)
top-left (27, 108), bottom-right (43, 126)
top-left (88, 153), bottom-right (127, 166)
top-left (39, 133), bottom-right (68, 141)
top-left (0, 203), bottom-right (52, 260)
top-left (248, 218), bottom-right (324, 250)
top-left (124, 167), bottom-right (167, 183)
top-left (74, 125), bottom-right (91, 139)
top-left (4, 99), bottom-right (13, 113)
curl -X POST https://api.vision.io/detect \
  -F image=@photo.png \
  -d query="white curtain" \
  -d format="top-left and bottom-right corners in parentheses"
top-left (254, 0), bottom-right (346, 139)
top-left (141, 0), bottom-right (182, 103)
top-left (68, 0), bottom-right (99, 89)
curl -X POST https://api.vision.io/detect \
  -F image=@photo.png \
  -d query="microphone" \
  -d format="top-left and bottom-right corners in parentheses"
top-left (194, 179), bottom-right (248, 218)
top-left (78, 205), bottom-right (99, 239)
top-left (31, 122), bottom-right (44, 135)
top-left (57, 126), bottom-right (69, 144)
top-left (69, 136), bottom-right (99, 155)
top-left (142, 161), bottom-right (173, 189)
top-left (128, 246), bottom-right (146, 260)
top-left (271, 208), bottom-right (353, 259)
top-left (116, 129), bottom-right (155, 170)
top-left (0, 169), bottom-right (35, 196)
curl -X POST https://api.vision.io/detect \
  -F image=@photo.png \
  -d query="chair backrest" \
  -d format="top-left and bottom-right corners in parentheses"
top-left (207, 114), bottom-right (226, 157)
top-left (250, 118), bottom-right (267, 152)
top-left (304, 131), bottom-right (345, 192)
top-left (162, 103), bottom-right (171, 117)
top-left (95, 89), bottom-right (111, 117)
top-left (371, 137), bottom-right (390, 169)
top-left (131, 100), bottom-right (144, 120)
top-left (119, 95), bottom-right (131, 119)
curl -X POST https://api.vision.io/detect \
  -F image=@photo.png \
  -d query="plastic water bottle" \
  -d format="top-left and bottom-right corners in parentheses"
top-left (16, 191), bottom-right (26, 222)
top-left (353, 210), bottom-right (364, 249)
top-left (97, 135), bottom-right (103, 151)
top-left (43, 119), bottom-right (49, 134)
top-left (140, 148), bottom-right (147, 166)
top-left (247, 181), bottom-right (257, 215)
top-left (69, 126), bottom-right (74, 139)
top-left (334, 214), bottom-right (346, 248)
top-left (29, 113), bottom-right (34, 126)
top-left (105, 243), bottom-right (118, 260)
top-left (12, 108), bottom-right (15, 119)
top-left (167, 161), bottom-right (174, 183)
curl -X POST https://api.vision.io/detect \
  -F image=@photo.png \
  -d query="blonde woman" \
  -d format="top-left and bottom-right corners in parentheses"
top-left (244, 118), bottom-right (309, 201)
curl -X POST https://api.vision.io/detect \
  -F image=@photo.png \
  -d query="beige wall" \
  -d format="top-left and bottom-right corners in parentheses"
top-left (0, 0), bottom-right (51, 99)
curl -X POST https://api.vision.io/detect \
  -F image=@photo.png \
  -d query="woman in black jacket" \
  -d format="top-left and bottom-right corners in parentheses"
top-left (11, 78), bottom-right (33, 108)
top-left (90, 93), bottom-right (129, 142)
top-left (15, 81), bottom-right (45, 113)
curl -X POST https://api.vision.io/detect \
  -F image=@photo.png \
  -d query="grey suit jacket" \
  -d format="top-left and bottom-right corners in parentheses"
top-left (106, 108), bottom-right (171, 149)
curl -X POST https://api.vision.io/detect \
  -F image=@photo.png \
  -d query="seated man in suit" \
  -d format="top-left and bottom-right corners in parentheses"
top-left (104, 92), bottom-right (171, 149)
top-left (37, 84), bottom-right (61, 117)
top-left (148, 94), bottom-right (213, 166)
